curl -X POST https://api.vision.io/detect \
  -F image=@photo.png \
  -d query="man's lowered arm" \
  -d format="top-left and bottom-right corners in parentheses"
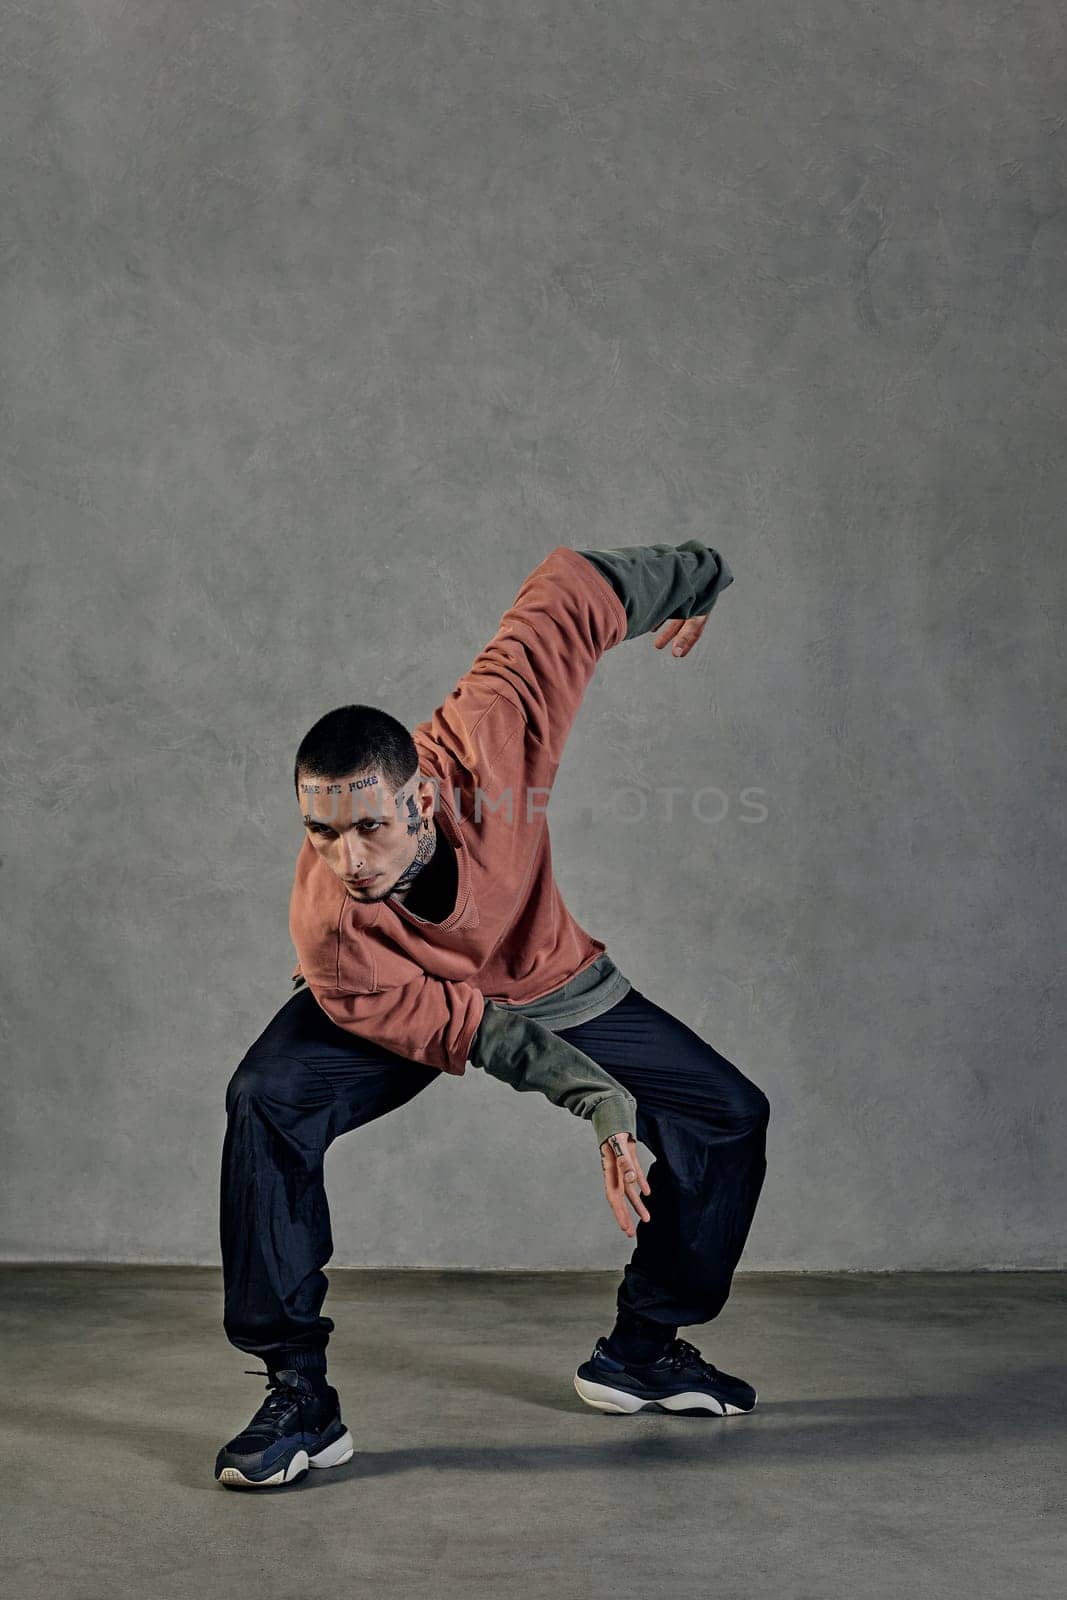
top-left (468, 1000), bottom-right (637, 1146)
top-left (305, 968), bottom-right (637, 1146)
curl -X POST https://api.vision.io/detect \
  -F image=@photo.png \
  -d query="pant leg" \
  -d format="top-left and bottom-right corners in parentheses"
top-left (220, 985), bottom-right (442, 1367)
top-left (557, 985), bottom-right (770, 1334)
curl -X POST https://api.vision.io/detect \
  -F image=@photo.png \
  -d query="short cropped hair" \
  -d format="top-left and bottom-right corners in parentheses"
top-left (293, 704), bottom-right (419, 797)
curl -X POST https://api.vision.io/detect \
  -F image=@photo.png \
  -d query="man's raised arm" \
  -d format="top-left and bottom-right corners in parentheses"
top-left (416, 540), bottom-right (733, 779)
top-left (577, 539), bottom-right (734, 642)
top-left (416, 545), bottom-right (627, 776)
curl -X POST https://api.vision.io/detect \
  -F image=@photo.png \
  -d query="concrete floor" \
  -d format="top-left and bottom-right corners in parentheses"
top-left (3, 1267), bottom-right (1064, 1600)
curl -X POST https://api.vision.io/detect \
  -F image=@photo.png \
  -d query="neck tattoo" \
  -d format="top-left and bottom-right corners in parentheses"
top-left (389, 794), bottom-right (438, 896)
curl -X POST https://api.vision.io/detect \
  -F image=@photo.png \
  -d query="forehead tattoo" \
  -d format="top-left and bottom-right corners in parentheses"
top-left (300, 772), bottom-right (386, 825)
top-left (299, 774), bottom-right (381, 795)
top-left (299, 774), bottom-right (425, 830)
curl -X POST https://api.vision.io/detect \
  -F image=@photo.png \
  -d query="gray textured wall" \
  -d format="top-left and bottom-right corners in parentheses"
top-left (2, 1), bottom-right (1064, 1270)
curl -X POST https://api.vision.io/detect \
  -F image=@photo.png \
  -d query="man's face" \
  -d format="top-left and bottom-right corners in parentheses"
top-left (297, 769), bottom-right (434, 900)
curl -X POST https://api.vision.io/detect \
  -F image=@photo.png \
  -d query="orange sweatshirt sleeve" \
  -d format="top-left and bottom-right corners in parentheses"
top-left (418, 545), bottom-right (628, 779)
top-left (309, 967), bottom-right (486, 1076)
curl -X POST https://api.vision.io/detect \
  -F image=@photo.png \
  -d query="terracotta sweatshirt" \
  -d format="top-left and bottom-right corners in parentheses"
top-left (288, 539), bottom-right (734, 1145)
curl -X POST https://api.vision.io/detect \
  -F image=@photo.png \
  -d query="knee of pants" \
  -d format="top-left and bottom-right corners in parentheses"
top-left (733, 1082), bottom-right (770, 1136)
top-left (225, 1051), bottom-right (293, 1117)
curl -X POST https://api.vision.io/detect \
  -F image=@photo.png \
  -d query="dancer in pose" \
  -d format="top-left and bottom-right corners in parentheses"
top-left (215, 539), bottom-right (770, 1488)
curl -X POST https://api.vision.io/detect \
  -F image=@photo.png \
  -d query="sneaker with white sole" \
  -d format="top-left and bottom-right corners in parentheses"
top-left (214, 1367), bottom-right (355, 1489)
top-left (573, 1335), bottom-right (757, 1416)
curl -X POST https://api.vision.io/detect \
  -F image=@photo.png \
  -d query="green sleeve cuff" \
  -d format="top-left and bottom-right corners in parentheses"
top-left (577, 539), bottom-right (734, 642)
top-left (590, 1094), bottom-right (639, 1145)
top-left (469, 1001), bottom-right (638, 1142)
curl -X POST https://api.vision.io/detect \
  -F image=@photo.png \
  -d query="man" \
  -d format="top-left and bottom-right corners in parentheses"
top-left (215, 539), bottom-right (770, 1489)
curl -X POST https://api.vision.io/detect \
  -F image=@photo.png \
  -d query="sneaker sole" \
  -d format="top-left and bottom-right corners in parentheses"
top-left (573, 1373), bottom-right (755, 1416)
top-left (216, 1427), bottom-right (355, 1488)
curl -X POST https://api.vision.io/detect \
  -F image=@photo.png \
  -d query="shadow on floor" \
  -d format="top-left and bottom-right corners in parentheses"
top-left (5, 1355), bottom-right (1064, 1495)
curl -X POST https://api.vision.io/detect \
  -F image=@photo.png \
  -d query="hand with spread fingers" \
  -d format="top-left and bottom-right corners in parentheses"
top-left (654, 612), bottom-right (709, 657)
top-left (599, 1131), bottom-right (651, 1237)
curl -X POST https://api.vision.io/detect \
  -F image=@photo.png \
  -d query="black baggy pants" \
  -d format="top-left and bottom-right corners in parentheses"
top-left (219, 983), bottom-right (770, 1367)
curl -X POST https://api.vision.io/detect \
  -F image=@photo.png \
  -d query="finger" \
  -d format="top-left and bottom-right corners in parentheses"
top-left (668, 616), bottom-right (707, 657)
top-left (601, 1134), bottom-right (650, 1235)
top-left (605, 1135), bottom-right (648, 1191)
top-left (601, 1161), bottom-right (637, 1236)
top-left (626, 1152), bottom-right (651, 1197)
top-left (602, 1134), bottom-right (649, 1193)
top-left (609, 1144), bottom-right (651, 1224)
top-left (618, 1159), bottom-right (651, 1224)
top-left (606, 1177), bottom-right (634, 1235)
top-left (653, 618), bottom-right (684, 651)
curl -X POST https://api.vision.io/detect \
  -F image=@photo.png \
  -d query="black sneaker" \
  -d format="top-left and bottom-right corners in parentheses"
top-left (214, 1367), bottom-right (355, 1489)
top-left (573, 1335), bottom-right (757, 1416)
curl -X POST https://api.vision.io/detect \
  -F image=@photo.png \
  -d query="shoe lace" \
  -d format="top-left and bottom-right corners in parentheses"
top-left (666, 1337), bottom-right (719, 1378)
top-left (243, 1367), bottom-right (310, 1423)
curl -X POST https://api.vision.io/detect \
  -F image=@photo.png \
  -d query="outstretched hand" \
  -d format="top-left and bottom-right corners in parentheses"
top-left (599, 1131), bottom-right (651, 1237)
top-left (654, 613), bottom-right (709, 657)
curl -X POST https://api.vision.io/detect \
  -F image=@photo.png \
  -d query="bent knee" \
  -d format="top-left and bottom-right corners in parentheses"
top-left (225, 1052), bottom-right (292, 1115)
top-left (735, 1082), bottom-right (770, 1135)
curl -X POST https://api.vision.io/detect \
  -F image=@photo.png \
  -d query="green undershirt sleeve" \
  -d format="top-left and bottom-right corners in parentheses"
top-left (576, 539), bottom-right (734, 642)
top-left (468, 1001), bottom-right (638, 1145)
